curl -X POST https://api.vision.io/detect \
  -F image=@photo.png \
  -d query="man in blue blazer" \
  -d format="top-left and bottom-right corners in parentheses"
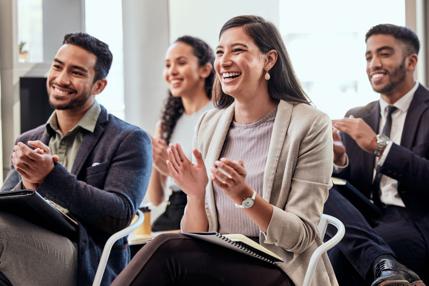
top-left (0, 33), bottom-right (151, 285)
top-left (325, 24), bottom-right (428, 286)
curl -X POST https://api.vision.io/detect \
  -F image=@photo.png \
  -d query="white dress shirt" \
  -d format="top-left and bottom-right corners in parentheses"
top-left (376, 81), bottom-right (418, 207)
top-left (335, 82), bottom-right (419, 207)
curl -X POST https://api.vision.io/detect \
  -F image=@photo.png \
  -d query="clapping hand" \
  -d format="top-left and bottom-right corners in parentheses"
top-left (166, 144), bottom-right (208, 199)
top-left (211, 158), bottom-right (251, 203)
top-left (152, 137), bottom-right (169, 175)
top-left (12, 140), bottom-right (59, 189)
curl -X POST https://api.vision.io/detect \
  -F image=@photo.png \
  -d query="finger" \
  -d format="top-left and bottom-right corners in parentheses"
top-left (220, 158), bottom-right (246, 177)
top-left (211, 166), bottom-right (233, 184)
top-left (171, 144), bottom-right (187, 166)
top-left (175, 144), bottom-right (188, 163)
top-left (166, 159), bottom-right (179, 177)
top-left (167, 147), bottom-right (181, 171)
top-left (192, 149), bottom-right (205, 168)
top-left (212, 176), bottom-right (229, 189)
top-left (28, 140), bottom-right (50, 153)
top-left (52, 155), bottom-right (60, 163)
top-left (214, 161), bottom-right (235, 179)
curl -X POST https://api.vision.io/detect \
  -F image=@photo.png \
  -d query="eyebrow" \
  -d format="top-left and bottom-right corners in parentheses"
top-left (216, 43), bottom-right (248, 50)
top-left (365, 46), bottom-right (394, 56)
top-left (53, 58), bottom-right (88, 73)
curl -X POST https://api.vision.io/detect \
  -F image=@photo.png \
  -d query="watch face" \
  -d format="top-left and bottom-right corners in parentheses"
top-left (242, 197), bottom-right (254, 208)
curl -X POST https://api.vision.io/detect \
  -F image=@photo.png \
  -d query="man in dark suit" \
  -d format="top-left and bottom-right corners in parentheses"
top-left (0, 33), bottom-right (152, 285)
top-left (325, 24), bottom-right (428, 286)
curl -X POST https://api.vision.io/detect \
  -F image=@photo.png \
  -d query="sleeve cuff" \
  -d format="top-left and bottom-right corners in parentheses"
top-left (333, 154), bottom-right (349, 171)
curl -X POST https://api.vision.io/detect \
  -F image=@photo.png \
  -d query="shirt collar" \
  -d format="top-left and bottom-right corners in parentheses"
top-left (379, 81), bottom-right (419, 115)
top-left (46, 102), bottom-right (101, 136)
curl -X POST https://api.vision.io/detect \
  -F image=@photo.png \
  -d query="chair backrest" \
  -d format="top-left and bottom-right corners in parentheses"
top-left (302, 214), bottom-right (345, 286)
top-left (92, 209), bottom-right (144, 286)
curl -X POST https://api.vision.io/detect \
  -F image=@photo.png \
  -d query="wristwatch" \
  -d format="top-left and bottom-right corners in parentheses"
top-left (234, 190), bottom-right (257, 209)
top-left (373, 134), bottom-right (390, 157)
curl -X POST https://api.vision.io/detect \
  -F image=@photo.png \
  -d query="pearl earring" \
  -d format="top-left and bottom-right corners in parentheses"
top-left (264, 71), bottom-right (271, 81)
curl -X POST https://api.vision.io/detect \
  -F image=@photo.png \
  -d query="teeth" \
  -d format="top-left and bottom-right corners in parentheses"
top-left (372, 74), bottom-right (385, 81)
top-left (223, 72), bottom-right (240, 79)
top-left (53, 85), bottom-right (73, 95)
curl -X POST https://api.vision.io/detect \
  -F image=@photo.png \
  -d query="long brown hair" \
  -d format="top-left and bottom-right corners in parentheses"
top-left (213, 15), bottom-right (310, 109)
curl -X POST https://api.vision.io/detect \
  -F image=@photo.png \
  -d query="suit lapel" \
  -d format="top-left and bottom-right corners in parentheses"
top-left (262, 101), bottom-right (292, 202)
top-left (71, 108), bottom-right (108, 175)
top-left (401, 85), bottom-right (429, 148)
top-left (204, 104), bottom-right (235, 228)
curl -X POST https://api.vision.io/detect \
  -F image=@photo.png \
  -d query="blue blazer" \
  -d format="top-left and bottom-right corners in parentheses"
top-left (336, 84), bottom-right (429, 250)
top-left (1, 105), bottom-right (152, 285)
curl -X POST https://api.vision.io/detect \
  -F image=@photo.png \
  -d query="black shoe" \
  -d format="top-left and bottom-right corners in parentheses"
top-left (371, 256), bottom-right (425, 286)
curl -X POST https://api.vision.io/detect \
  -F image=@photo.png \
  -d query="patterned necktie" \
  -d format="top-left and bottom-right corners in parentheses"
top-left (373, 105), bottom-right (397, 207)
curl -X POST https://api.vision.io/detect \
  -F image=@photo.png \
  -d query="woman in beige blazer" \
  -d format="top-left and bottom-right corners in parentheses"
top-left (113, 15), bottom-right (337, 286)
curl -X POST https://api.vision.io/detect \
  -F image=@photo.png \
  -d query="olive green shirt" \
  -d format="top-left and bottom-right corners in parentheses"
top-left (47, 103), bottom-right (101, 172)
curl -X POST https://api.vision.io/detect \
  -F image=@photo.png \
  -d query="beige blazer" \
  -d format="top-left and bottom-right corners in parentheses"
top-left (194, 100), bottom-right (338, 286)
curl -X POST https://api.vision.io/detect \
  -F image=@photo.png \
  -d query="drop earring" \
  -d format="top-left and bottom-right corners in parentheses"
top-left (264, 71), bottom-right (271, 81)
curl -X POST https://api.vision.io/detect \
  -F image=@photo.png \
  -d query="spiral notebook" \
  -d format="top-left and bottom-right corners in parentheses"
top-left (183, 232), bottom-right (283, 264)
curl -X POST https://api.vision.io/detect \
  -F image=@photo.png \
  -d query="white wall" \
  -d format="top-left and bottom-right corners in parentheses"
top-left (169, 0), bottom-right (279, 47)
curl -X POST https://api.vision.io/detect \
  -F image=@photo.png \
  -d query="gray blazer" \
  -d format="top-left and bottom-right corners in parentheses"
top-left (194, 100), bottom-right (338, 286)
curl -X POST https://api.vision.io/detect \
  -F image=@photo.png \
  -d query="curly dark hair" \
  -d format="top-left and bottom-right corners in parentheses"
top-left (63, 32), bottom-right (113, 82)
top-left (160, 35), bottom-right (214, 143)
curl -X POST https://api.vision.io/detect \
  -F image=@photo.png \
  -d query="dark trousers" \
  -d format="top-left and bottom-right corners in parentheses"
top-left (324, 186), bottom-right (429, 285)
top-left (112, 233), bottom-right (293, 286)
top-left (151, 191), bottom-right (187, 232)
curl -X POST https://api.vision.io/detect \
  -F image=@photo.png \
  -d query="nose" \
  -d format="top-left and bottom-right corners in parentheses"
top-left (168, 63), bottom-right (179, 76)
top-left (219, 52), bottom-right (233, 68)
top-left (56, 69), bottom-right (71, 85)
top-left (368, 55), bottom-right (382, 70)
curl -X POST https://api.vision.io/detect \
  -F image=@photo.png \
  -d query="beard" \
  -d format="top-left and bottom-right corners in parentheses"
top-left (49, 91), bottom-right (92, 110)
top-left (372, 59), bottom-right (407, 95)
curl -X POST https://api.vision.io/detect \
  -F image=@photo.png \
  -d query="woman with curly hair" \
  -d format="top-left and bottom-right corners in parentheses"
top-left (148, 35), bottom-right (215, 231)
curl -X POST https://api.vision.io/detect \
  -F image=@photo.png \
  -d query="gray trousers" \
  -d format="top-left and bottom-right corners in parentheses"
top-left (0, 212), bottom-right (77, 286)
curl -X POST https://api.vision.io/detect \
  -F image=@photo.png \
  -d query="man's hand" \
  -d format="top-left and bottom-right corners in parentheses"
top-left (333, 117), bottom-right (377, 153)
top-left (12, 141), bottom-right (58, 189)
top-left (332, 127), bottom-right (347, 166)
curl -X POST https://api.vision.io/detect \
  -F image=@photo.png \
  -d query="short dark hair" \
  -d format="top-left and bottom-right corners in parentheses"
top-left (214, 15), bottom-right (310, 108)
top-left (63, 32), bottom-right (113, 81)
top-left (365, 24), bottom-right (420, 55)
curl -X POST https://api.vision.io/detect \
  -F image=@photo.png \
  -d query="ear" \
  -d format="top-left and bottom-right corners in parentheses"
top-left (264, 49), bottom-right (278, 72)
top-left (199, 63), bottom-right (213, 79)
top-left (91, 79), bottom-right (107, 96)
top-left (406, 53), bottom-right (418, 71)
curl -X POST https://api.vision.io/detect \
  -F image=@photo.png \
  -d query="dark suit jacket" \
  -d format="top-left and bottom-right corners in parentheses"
top-left (1, 105), bottom-right (152, 285)
top-left (336, 84), bottom-right (429, 248)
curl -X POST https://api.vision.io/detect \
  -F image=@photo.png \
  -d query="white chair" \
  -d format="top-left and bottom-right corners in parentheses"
top-left (302, 214), bottom-right (345, 286)
top-left (92, 209), bottom-right (144, 286)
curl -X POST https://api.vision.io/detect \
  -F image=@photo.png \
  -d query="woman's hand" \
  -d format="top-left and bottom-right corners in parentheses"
top-left (166, 144), bottom-right (208, 199)
top-left (152, 137), bottom-right (169, 175)
top-left (211, 158), bottom-right (252, 203)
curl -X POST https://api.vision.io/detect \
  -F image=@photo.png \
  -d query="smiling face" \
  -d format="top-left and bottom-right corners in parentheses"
top-left (47, 44), bottom-right (105, 112)
top-left (214, 27), bottom-right (268, 100)
top-left (163, 42), bottom-right (207, 98)
top-left (365, 34), bottom-right (416, 100)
